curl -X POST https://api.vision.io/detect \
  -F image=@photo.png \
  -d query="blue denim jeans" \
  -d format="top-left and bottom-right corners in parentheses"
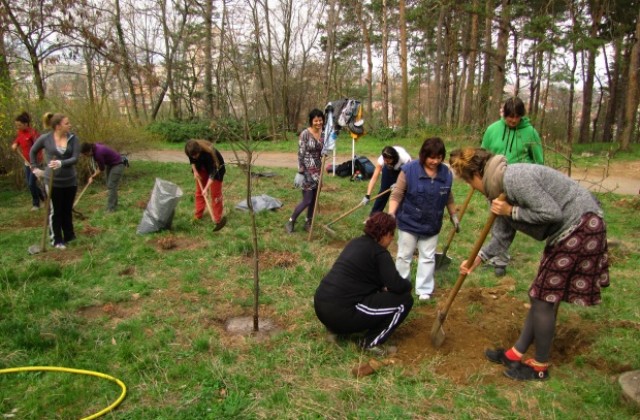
top-left (24, 165), bottom-right (44, 207)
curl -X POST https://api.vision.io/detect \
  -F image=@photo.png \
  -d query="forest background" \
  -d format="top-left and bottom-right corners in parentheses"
top-left (0, 0), bottom-right (639, 157)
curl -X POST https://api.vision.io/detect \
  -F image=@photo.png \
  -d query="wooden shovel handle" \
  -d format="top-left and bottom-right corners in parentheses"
top-left (73, 181), bottom-right (92, 208)
top-left (308, 155), bottom-right (328, 241)
top-left (440, 187), bottom-right (475, 255)
top-left (325, 188), bottom-right (391, 228)
top-left (40, 170), bottom-right (55, 250)
top-left (437, 192), bottom-right (506, 322)
top-left (196, 177), bottom-right (215, 222)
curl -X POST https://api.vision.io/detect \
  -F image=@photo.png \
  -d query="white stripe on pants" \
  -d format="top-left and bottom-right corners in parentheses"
top-left (355, 303), bottom-right (406, 347)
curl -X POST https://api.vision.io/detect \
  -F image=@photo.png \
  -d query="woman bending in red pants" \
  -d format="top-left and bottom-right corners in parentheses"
top-left (185, 140), bottom-right (226, 231)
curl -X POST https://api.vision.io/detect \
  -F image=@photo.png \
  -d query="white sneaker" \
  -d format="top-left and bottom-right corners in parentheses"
top-left (31, 206), bottom-right (39, 211)
top-left (418, 294), bottom-right (431, 301)
top-left (54, 243), bottom-right (66, 250)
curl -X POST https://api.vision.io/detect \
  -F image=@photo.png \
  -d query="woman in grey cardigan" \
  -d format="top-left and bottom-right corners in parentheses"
top-left (30, 113), bottom-right (80, 249)
top-left (450, 147), bottom-right (609, 381)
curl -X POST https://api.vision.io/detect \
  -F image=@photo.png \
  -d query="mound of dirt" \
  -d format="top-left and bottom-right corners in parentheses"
top-left (389, 281), bottom-right (605, 384)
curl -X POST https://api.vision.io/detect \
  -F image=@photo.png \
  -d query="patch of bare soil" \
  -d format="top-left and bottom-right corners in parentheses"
top-left (241, 250), bottom-right (297, 269)
top-left (32, 247), bottom-right (84, 263)
top-left (384, 278), bottom-right (614, 384)
top-left (81, 225), bottom-right (104, 237)
top-left (151, 235), bottom-right (206, 251)
top-left (225, 316), bottom-right (280, 342)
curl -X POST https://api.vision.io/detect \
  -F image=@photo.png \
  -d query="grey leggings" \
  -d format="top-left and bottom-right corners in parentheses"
top-left (514, 298), bottom-right (559, 363)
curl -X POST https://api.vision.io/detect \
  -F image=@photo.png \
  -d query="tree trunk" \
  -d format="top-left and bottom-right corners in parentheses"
top-left (434, 5), bottom-right (446, 125)
top-left (619, 9), bottom-right (640, 151)
top-left (602, 38), bottom-right (621, 143)
top-left (578, 0), bottom-right (603, 144)
top-left (489, 0), bottom-right (509, 120)
top-left (355, 0), bottom-right (373, 122)
top-left (114, 0), bottom-right (139, 121)
top-left (399, 0), bottom-right (408, 132)
top-left (280, 0), bottom-right (294, 132)
top-left (323, 0), bottom-right (338, 102)
top-left (261, 0), bottom-right (278, 140)
top-left (461, 0), bottom-right (479, 126)
top-left (567, 2), bottom-right (580, 177)
top-left (0, 25), bottom-right (12, 95)
top-left (204, 0), bottom-right (215, 119)
top-left (381, 0), bottom-right (389, 127)
top-left (478, 0), bottom-right (493, 127)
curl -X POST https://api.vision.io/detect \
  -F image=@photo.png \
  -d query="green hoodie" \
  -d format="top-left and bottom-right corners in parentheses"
top-left (481, 116), bottom-right (543, 164)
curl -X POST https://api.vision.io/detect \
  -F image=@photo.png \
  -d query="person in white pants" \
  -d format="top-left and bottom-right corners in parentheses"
top-left (388, 137), bottom-right (459, 301)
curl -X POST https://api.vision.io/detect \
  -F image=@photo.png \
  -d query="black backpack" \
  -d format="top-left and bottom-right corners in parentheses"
top-left (334, 160), bottom-right (353, 177)
top-left (353, 156), bottom-right (375, 179)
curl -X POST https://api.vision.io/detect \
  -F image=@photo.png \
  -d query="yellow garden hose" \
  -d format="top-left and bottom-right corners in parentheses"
top-left (0, 366), bottom-right (127, 419)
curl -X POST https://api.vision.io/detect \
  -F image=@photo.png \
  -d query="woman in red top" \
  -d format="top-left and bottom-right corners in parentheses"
top-left (11, 112), bottom-right (44, 210)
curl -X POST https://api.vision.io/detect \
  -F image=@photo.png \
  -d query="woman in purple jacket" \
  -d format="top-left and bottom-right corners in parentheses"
top-left (81, 142), bottom-right (127, 212)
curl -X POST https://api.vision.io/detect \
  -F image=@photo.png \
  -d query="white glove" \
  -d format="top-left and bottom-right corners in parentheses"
top-left (450, 214), bottom-right (460, 233)
top-left (49, 160), bottom-right (62, 169)
top-left (361, 195), bottom-right (370, 206)
top-left (32, 168), bottom-right (44, 179)
top-left (390, 183), bottom-right (396, 191)
top-left (293, 173), bottom-right (305, 188)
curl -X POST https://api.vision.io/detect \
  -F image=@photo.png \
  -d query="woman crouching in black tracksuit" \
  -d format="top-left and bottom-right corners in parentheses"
top-left (314, 212), bottom-right (413, 355)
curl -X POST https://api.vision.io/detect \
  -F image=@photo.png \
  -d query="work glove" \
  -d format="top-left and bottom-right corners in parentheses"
top-left (293, 173), bottom-right (305, 189)
top-left (32, 168), bottom-right (44, 179)
top-left (390, 183), bottom-right (396, 191)
top-left (450, 214), bottom-right (460, 233)
top-left (49, 160), bottom-right (62, 170)
top-left (360, 195), bottom-right (370, 206)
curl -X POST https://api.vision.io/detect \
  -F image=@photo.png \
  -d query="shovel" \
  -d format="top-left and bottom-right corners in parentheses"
top-left (322, 188), bottom-right (391, 235)
top-left (72, 178), bottom-right (93, 220)
top-left (28, 170), bottom-right (54, 255)
top-left (435, 187), bottom-right (475, 270)
top-left (196, 177), bottom-right (216, 223)
top-left (307, 154), bottom-right (328, 241)
top-left (430, 192), bottom-right (505, 347)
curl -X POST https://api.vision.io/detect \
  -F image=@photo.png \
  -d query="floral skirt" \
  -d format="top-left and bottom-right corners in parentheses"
top-left (530, 213), bottom-right (609, 306)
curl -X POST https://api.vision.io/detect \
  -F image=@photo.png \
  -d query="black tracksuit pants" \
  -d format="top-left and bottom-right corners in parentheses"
top-left (314, 291), bottom-right (414, 348)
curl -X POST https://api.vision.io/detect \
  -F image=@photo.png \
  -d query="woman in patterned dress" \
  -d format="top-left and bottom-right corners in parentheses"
top-left (450, 147), bottom-right (609, 381)
top-left (285, 108), bottom-right (324, 233)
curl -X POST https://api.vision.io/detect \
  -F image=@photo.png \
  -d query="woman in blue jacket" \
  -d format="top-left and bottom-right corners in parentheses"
top-left (388, 137), bottom-right (459, 301)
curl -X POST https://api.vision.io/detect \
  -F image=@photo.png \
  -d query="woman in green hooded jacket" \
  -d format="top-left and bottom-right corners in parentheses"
top-left (480, 97), bottom-right (544, 276)
top-left (481, 97), bottom-right (543, 165)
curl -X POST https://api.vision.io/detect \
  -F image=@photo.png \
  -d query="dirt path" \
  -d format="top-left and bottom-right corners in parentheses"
top-left (131, 150), bottom-right (640, 195)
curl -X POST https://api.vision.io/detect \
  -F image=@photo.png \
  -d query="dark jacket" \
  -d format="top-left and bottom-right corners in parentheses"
top-left (188, 149), bottom-right (225, 181)
top-left (314, 235), bottom-right (411, 307)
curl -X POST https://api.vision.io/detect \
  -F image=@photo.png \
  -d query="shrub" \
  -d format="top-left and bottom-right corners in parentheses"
top-left (146, 120), bottom-right (214, 143)
top-left (210, 118), bottom-right (272, 143)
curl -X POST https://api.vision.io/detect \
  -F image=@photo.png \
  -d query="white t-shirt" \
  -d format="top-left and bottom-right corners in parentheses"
top-left (377, 146), bottom-right (412, 170)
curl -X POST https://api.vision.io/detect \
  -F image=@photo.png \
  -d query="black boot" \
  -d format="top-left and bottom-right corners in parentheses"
top-left (285, 220), bottom-right (295, 233)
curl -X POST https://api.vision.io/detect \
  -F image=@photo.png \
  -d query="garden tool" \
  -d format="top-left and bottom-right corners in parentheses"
top-left (28, 170), bottom-right (54, 255)
top-left (72, 176), bottom-right (94, 220)
top-left (196, 177), bottom-right (216, 224)
top-left (430, 193), bottom-right (505, 348)
top-left (322, 188), bottom-right (391, 235)
top-left (307, 155), bottom-right (328, 241)
top-left (435, 187), bottom-right (475, 270)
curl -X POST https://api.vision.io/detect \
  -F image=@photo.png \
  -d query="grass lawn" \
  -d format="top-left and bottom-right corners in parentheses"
top-left (1, 150), bottom-right (639, 418)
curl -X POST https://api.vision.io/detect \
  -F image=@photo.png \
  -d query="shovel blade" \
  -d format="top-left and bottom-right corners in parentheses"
top-left (28, 244), bottom-right (43, 255)
top-left (434, 253), bottom-right (452, 271)
top-left (430, 310), bottom-right (446, 347)
top-left (322, 225), bottom-right (337, 236)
